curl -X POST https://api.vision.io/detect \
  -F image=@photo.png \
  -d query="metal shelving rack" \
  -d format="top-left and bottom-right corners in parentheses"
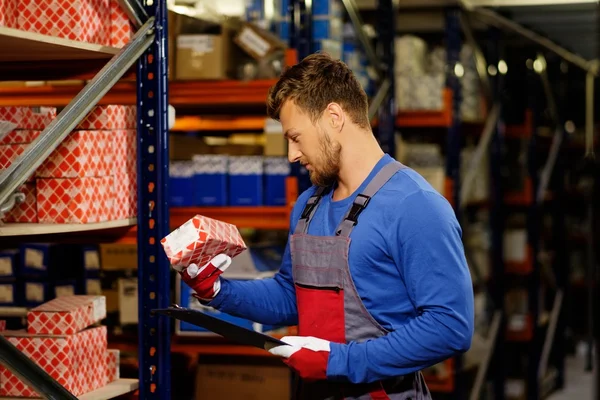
top-left (0, 0), bottom-right (170, 397)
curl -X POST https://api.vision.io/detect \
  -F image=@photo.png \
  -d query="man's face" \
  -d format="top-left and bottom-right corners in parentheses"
top-left (280, 101), bottom-right (341, 187)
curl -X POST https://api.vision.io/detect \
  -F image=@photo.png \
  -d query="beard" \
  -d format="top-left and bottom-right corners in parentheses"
top-left (308, 131), bottom-right (341, 188)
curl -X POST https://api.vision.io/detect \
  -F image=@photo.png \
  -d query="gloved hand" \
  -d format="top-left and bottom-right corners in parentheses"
top-left (268, 336), bottom-right (331, 381)
top-left (173, 254), bottom-right (232, 301)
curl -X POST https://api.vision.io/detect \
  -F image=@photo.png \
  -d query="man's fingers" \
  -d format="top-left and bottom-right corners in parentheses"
top-left (268, 344), bottom-right (299, 358)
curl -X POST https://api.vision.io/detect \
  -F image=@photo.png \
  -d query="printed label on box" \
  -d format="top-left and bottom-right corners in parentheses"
top-left (0, 285), bottom-right (14, 303)
top-left (26, 283), bottom-right (44, 303)
top-left (177, 35), bottom-right (214, 53)
top-left (0, 258), bottom-right (12, 276)
top-left (24, 248), bottom-right (44, 270)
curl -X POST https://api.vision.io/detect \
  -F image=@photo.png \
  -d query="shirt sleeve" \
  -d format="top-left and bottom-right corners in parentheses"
top-left (327, 190), bottom-right (475, 384)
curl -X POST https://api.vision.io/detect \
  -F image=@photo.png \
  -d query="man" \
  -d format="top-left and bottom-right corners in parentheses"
top-left (178, 53), bottom-right (474, 399)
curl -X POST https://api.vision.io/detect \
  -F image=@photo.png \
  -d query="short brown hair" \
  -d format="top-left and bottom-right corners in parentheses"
top-left (266, 53), bottom-right (370, 129)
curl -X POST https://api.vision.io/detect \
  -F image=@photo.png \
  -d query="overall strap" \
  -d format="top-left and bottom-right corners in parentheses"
top-left (336, 161), bottom-right (405, 237)
top-left (294, 185), bottom-right (329, 234)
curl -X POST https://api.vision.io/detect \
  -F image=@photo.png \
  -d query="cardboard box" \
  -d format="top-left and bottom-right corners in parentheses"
top-left (36, 131), bottom-right (112, 178)
top-left (117, 278), bottom-right (137, 325)
top-left (36, 176), bottom-right (115, 224)
top-left (2, 183), bottom-right (37, 223)
top-left (0, 130), bottom-right (41, 145)
top-left (107, 349), bottom-right (120, 382)
top-left (18, 0), bottom-right (110, 45)
top-left (27, 295), bottom-right (106, 335)
top-left (0, 0), bottom-right (17, 28)
top-left (109, 0), bottom-right (132, 47)
top-left (0, 107), bottom-right (56, 130)
top-left (77, 105), bottom-right (136, 130)
top-left (0, 326), bottom-right (108, 397)
top-left (161, 215), bottom-right (247, 268)
top-left (113, 172), bottom-right (137, 220)
top-left (234, 22), bottom-right (286, 61)
top-left (194, 362), bottom-right (290, 399)
top-left (100, 243), bottom-right (137, 270)
top-left (113, 129), bottom-right (137, 176)
top-left (0, 144), bottom-right (35, 183)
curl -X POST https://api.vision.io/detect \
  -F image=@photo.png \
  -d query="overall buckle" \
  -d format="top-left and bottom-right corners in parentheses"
top-left (346, 194), bottom-right (371, 224)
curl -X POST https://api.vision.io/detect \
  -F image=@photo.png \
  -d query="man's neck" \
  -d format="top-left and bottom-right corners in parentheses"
top-left (332, 131), bottom-right (385, 201)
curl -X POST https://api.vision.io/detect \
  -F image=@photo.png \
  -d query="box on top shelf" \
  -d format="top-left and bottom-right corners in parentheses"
top-left (0, 130), bottom-right (41, 146)
top-left (18, 0), bottom-right (111, 46)
top-left (0, 0), bottom-right (17, 28)
top-left (161, 214), bottom-right (247, 268)
top-left (77, 105), bottom-right (137, 130)
top-left (109, 0), bottom-right (132, 48)
top-left (27, 295), bottom-right (106, 335)
top-left (2, 183), bottom-right (37, 223)
top-left (0, 107), bottom-right (56, 130)
top-left (228, 156), bottom-right (263, 206)
top-left (36, 176), bottom-right (115, 224)
top-left (192, 154), bottom-right (228, 206)
top-left (0, 326), bottom-right (108, 397)
top-left (36, 131), bottom-right (112, 178)
top-left (264, 157), bottom-right (290, 206)
top-left (234, 21), bottom-right (287, 61)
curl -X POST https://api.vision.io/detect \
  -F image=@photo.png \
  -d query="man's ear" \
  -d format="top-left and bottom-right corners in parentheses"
top-left (325, 102), bottom-right (345, 132)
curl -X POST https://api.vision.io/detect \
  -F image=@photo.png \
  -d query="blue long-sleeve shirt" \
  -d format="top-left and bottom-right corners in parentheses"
top-left (208, 154), bottom-right (474, 384)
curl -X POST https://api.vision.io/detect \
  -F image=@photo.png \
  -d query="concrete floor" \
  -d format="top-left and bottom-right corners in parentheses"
top-left (548, 347), bottom-right (596, 400)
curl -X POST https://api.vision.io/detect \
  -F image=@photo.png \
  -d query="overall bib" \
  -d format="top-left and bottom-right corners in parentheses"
top-left (290, 161), bottom-right (433, 400)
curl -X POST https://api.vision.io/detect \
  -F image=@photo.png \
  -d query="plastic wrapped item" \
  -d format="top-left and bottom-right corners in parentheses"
top-left (394, 35), bottom-right (428, 76)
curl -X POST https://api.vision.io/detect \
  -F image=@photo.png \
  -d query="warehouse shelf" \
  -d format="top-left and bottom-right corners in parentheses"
top-left (506, 312), bottom-right (551, 342)
top-left (0, 219), bottom-right (137, 237)
top-left (0, 307), bottom-right (28, 318)
top-left (0, 26), bottom-right (120, 81)
top-left (0, 79), bottom-right (277, 107)
top-left (170, 207), bottom-right (292, 230)
top-left (395, 88), bottom-right (453, 128)
top-left (172, 116), bottom-right (267, 132)
top-left (0, 379), bottom-right (139, 400)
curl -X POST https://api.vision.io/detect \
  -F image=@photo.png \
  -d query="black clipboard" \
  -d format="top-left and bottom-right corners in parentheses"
top-left (153, 306), bottom-right (289, 351)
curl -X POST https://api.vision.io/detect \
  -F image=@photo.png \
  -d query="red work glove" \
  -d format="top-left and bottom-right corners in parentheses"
top-left (174, 254), bottom-right (232, 301)
top-left (268, 336), bottom-right (331, 381)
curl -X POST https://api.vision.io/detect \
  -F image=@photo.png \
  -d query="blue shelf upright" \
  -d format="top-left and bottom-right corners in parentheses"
top-left (136, 0), bottom-right (171, 398)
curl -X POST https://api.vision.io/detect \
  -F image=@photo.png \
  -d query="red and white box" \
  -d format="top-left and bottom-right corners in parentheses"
top-left (0, 0), bottom-right (18, 28)
top-left (113, 129), bottom-right (137, 175)
top-left (18, 0), bottom-right (110, 45)
top-left (36, 176), bottom-right (115, 224)
top-left (36, 131), bottom-right (111, 178)
top-left (161, 215), bottom-right (247, 268)
top-left (106, 349), bottom-right (120, 383)
top-left (0, 130), bottom-right (41, 146)
top-left (113, 173), bottom-right (137, 220)
top-left (2, 183), bottom-right (37, 223)
top-left (0, 326), bottom-right (108, 397)
top-left (0, 107), bottom-right (56, 130)
top-left (0, 144), bottom-right (35, 182)
top-left (0, 320), bottom-right (5, 331)
top-left (77, 105), bottom-right (137, 130)
top-left (110, 0), bottom-right (132, 47)
top-left (27, 295), bottom-right (106, 335)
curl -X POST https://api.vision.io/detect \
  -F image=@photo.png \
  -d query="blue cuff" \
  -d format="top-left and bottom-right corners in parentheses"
top-left (326, 342), bottom-right (348, 381)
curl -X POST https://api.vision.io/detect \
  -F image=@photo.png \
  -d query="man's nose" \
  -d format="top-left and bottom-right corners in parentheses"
top-left (288, 143), bottom-right (301, 163)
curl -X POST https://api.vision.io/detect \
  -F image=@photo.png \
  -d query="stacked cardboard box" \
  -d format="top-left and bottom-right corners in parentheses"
top-left (0, 105), bottom-right (137, 224)
top-left (0, 295), bottom-right (120, 397)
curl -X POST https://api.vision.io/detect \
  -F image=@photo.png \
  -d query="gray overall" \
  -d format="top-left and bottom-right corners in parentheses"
top-left (290, 161), bottom-right (433, 400)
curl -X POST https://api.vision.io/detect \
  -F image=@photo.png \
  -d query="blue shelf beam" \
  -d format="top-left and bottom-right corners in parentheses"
top-left (136, 0), bottom-right (171, 398)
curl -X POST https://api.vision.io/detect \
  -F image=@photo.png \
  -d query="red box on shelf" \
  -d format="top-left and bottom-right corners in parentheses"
top-left (113, 129), bottom-right (137, 176)
top-left (77, 105), bottom-right (137, 130)
top-left (27, 295), bottom-right (106, 336)
top-left (0, 143), bottom-right (35, 182)
top-left (106, 349), bottom-right (120, 383)
top-left (0, 0), bottom-right (17, 28)
top-left (0, 326), bottom-right (108, 397)
top-left (36, 131), bottom-right (111, 178)
top-left (36, 176), bottom-right (114, 224)
top-left (2, 183), bottom-right (37, 223)
top-left (109, 0), bottom-right (132, 48)
top-left (161, 215), bottom-right (247, 268)
top-left (113, 173), bottom-right (137, 220)
top-left (17, 0), bottom-right (110, 45)
top-left (0, 130), bottom-right (41, 146)
top-left (0, 107), bottom-right (56, 130)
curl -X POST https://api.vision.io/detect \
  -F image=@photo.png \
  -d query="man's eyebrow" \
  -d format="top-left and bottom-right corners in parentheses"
top-left (284, 129), bottom-right (295, 139)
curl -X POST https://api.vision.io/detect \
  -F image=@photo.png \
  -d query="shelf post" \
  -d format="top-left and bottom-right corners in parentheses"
top-left (136, 0), bottom-right (171, 398)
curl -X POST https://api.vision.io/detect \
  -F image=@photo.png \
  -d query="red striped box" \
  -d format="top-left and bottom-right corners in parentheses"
top-left (0, 0), bottom-right (17, 28)
top-left (161, 215), bottom-right (247, 268)
top-left (0, 130), bottom-right (41, 146)
top-left (2, 183), bottom-right (37, 223)
top-left (17, 0), bottom-right (110, 45)
top-left (36, 131), bottom-right (111, 178)
top-left (0, 107), bottom-right (56, 130)
top-left (37, 176), bottom-right (114, 224)
top-left (77, 105), bottom-right (137, 130)
top-left (27, 295), bottom-right (106, 335)
top-left (0, 326), bottom-right (108, 397)
top-left (110, 0), bottom-right (132, 47)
